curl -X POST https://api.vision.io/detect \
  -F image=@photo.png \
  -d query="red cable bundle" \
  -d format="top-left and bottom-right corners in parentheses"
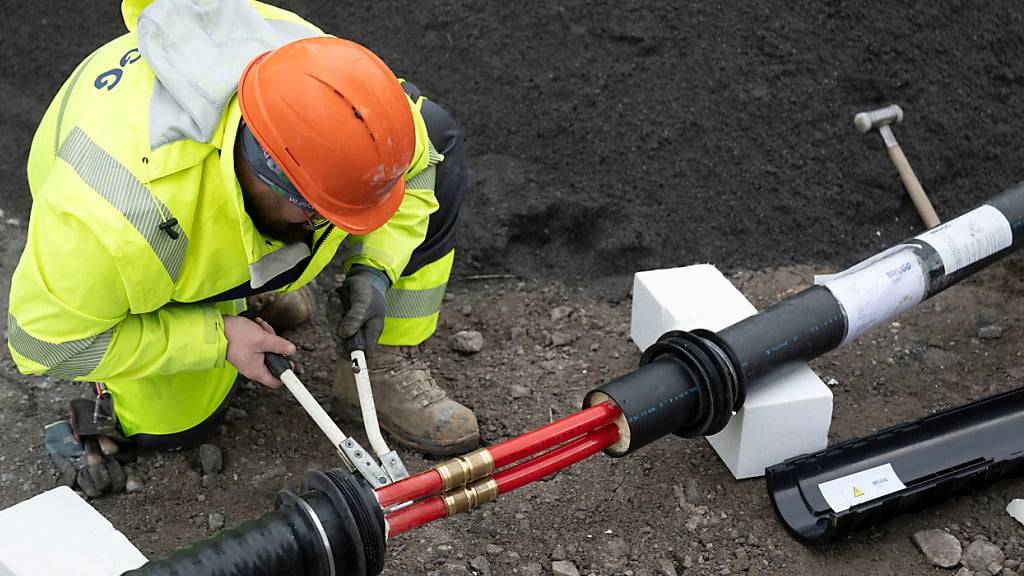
top-left (378, 402), bottom-right (622, 536)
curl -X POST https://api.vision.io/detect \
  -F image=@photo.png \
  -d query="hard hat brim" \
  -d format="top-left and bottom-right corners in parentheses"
top-left (314, 177), bottom-right (406, 235)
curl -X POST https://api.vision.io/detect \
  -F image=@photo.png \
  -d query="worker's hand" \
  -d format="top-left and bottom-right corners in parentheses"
top-left (224, 315), bottom-right (296, 389)
top-left (328, 266), bottom-right (388, 355)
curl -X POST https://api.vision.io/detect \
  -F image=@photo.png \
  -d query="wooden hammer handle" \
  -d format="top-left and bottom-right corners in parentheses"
top-left (887, 143), bottom-right (941, 228)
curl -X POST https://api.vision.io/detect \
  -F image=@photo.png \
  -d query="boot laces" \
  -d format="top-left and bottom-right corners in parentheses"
top-left (395, 368), bottom-right (446, 406)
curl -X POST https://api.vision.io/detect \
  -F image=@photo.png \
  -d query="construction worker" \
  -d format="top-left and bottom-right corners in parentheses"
top-left (6, 0), bottom-right (478, 495)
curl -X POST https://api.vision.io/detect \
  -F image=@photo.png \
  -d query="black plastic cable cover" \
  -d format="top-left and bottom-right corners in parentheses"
top-left (717, 286), bottom-right (846, 391)
top-left (766, 386), bottom-right (1024, 545)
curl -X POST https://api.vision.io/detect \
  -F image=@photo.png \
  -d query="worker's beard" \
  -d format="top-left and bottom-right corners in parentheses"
top-left (243, 192), bottom-right (312, 245)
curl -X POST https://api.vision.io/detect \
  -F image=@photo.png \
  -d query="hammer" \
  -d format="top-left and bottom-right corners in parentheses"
top-left (854, 105), bottom-right (941, 228)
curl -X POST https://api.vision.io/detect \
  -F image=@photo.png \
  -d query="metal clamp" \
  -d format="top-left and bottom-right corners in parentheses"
top-left (339, 438), bottom-right (391, 488)
top-left (379, 450), bottom-right (409, 482)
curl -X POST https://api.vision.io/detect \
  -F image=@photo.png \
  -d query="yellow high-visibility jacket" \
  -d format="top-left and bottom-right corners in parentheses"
top-left (6, 0), bottom-right (440, 435)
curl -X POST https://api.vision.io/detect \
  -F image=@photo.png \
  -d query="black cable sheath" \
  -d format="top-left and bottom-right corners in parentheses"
top-left (123, 469), bottom-right (385, 576)
top-left (717, 286), bottom-right (845, 392)
top-left (122, 505), bottom-right (319, 576)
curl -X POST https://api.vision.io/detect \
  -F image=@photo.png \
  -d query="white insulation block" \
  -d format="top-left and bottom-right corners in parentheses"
top-left (0, 487), bottom-right (148, 576)
top-left (631, 264), bottom-right (833, 479)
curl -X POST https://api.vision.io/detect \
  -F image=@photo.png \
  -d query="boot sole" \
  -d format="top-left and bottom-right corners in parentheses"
top-left (336, 404), bottom-right (480, 458)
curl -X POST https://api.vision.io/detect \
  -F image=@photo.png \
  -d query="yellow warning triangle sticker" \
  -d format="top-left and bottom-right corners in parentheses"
top-left (853, 487), bottom-right (864, 498)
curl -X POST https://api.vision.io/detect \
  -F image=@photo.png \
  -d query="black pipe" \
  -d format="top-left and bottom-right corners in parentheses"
top-left (766, 386), bottom-right (1024, 545)
top-left (124, 469), bottom-right (385, 576)
top-left (589, 182), bottom-right (1024, 454)
top-left (722, 182), bottom-right (1024, 394)
top-left (718, 286), bottom-right (845, 389)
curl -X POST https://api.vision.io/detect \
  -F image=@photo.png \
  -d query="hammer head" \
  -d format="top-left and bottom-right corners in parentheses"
top-left (854, 105), bottom-right (904, 133)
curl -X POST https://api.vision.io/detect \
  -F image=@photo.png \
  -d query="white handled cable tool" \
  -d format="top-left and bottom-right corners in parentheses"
top-left (265, 352), bottom-right (409, 488)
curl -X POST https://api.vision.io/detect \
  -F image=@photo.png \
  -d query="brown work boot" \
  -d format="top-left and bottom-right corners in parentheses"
top-left (332, 345), bottom-right (480, 457)
top-left (248, 286), bottom-right (315, 330)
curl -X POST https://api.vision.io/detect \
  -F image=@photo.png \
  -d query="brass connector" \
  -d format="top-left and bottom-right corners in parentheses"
top-left (433, 448), bottom-right (495, 491)
top-left (442, 477), bottom-right (499, 517)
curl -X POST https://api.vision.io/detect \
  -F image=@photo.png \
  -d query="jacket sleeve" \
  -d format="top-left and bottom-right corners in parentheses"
top-left (6, 176), bottom-right (228, 382)
top-left (343, 96), bottom-right (442, 282)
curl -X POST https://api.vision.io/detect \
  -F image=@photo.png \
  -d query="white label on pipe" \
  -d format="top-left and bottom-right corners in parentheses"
top-left (815, 245), bottom-right (927, 344)
top-left (817, 463), bottom-right (906, 513)
top-left (914, 204), bottom-right (1012, 274)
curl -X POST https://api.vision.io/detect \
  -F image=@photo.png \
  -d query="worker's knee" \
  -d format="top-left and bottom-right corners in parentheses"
top-left (126, 386), bottom-right (235, 451)
top-left (398, 83), bottom-right (468, 276)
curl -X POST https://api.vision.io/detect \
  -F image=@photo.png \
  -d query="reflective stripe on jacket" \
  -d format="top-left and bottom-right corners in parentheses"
top-left (7, 0), bottom-right (440, 383)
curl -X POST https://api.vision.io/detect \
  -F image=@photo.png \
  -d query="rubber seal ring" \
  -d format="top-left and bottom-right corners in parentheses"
top-left (302, 469), bottom-right (367, 576)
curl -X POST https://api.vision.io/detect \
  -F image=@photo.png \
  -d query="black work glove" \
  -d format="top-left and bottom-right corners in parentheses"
top-left (45, 417), bottom-right (126, 498)
top-left (328, 265), bottom-right (389, 356)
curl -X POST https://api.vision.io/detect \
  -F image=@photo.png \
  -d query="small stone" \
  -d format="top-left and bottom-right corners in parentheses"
top-left (523, 563), bottom-right (542, 576)
top-left (954, 569), bottom-right (972, 576)
top-left (912, 529), bottom-right (963, 568)
top-left (606, 537), bottom-right (629, 558)
top-left (1007, 499), bottom-right (1024, 527)
top-left (1005, 560), bottom-right (1020, 571)
top-left (436, 545), bottom-right (453, 555)
top-left (682, 555), bottom-right (693, 569)
top-left (252, 465), bottom-right (288, 487)
top-left (509, 384), bottom-right (532, 399)
top-left (979, 325), bottom-right (1004, 340)
top-left (441, 562), bottom-right (467, 576)
top-left (208, 512), bottom-right (225, 531)
top-left (551, 544), bottom-right (566, 561)
top-left (999, 568), bottom-right (1015, 576)
top-left (225, 407), bottom-right (248, 422)
top-left (539, 359), bottom-right (561, 371)
top-left (450, 331), bottom-right (484, 354)
top-left (550, 332), bottom-right (576, 347)
top-left (460, 305), bottom-right (473, 316)
top-left (962, 540), bottom-right (1005, 575)
top-left (124, 473), bottom-right (144, 494)
top-left (550, 306), bottom-right (574, 322)
top-left (657, 558), bottom-right (678, 576)
top-left (484, 544), bottom-right (504, 555)
top-left (199, 444), bottom-right (223, 475)
top-left (469, 555), bottom-right (490, 575)
top-left (551, 560), bottom-right (580, 576)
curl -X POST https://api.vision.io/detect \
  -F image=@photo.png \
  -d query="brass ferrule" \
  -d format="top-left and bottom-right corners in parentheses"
top-left (442, 477), bottom-right (499, 517)
top-left (433, 448), bottom-right (494, 491)
top-left (468, 477), bottom-right (499, 506)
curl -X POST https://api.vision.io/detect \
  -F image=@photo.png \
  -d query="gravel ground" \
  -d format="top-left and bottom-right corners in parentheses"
top-left (2, 1), bottom-right (1024, 575)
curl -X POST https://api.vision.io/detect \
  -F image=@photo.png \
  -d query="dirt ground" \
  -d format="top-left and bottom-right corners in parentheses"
top-left (2, 1), bottom-right (1024, 575)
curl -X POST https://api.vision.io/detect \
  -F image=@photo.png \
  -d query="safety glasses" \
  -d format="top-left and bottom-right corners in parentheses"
top-left (239, 121), bottom-right (330, 230)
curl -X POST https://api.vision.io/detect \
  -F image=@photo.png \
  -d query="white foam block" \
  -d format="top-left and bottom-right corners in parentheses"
top-left (0, 487), bottom-right (148, 575)
top-left (631, 264), bottom-right (833, 479)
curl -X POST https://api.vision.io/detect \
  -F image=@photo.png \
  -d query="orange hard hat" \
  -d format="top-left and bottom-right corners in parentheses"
top-left (238, 37), bottom-right (415, 234)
